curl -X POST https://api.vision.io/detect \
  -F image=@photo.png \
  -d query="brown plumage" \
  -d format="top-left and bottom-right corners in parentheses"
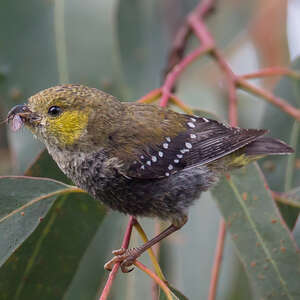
top-left (7, 84), bottom-right (294, 272)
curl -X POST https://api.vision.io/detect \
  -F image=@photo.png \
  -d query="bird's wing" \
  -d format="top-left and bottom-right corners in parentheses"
top-left (122, 114), bottom-right (267, 179)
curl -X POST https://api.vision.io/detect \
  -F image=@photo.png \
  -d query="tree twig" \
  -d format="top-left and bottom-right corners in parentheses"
top-left (160, 46), bottom-right (212, 107)
top-left (208, 220), bottom-right (226, 300)
top-left (240, 67), bottom-right (300, 80)
top-left (134, 261), bottom-right (173, 300)
top-left (99, 216), bottom-right (135, 300)
top-left (164, 0), bottom-right (216, 76)
top-left (238, 77), bottom-right (300, 121)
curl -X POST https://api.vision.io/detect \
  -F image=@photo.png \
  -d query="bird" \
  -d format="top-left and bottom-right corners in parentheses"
top-left (7, 84), bottom-right (294, 272)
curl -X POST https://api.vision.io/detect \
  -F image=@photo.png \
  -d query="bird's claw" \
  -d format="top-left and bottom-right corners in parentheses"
top-left (104, 247), bottom-right (137, 273)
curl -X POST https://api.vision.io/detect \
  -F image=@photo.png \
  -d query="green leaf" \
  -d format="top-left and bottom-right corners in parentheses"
top-left (259, 58), bottom-right (300, 228)
top-left (63, 212), bottom-right (126, 300)
top-left (0, 146), bottom-right (111, 299)
top-left (0, 70), bottom-right (6, 83)
top-left (25, 149), bottom-right (70, 184)
top-left (0, 0), bottom-right (60, 172)
top-left (260, 58), bottom-right (300, 188)
top-left (212, 164), bottom-right (300, 299)
top-left (0, 191), bottom-right (106, 300)
top-left (1, 0), bottom-right (123, 173)
top-left (0, 176), bottom-right (73, 268)
top-left (116, 0), bottom-right (256, 99)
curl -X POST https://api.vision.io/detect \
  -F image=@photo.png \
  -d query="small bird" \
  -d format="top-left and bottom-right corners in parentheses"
top-left (7, 84), bottom-right (293, 272)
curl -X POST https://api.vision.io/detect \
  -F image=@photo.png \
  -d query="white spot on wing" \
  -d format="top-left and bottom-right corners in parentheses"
top-left (174, 159), bottom-right (179, 163)
top-left (177, 154), bottom-right (183, 158)
top-left (185, 142), bottom-right (192, 149)
top-left (152, 156), bottom-right (157, 162)
top-left (190, 117), bottom-right (196, 122)
top-left (202, 117), bottom-right (209, 123)
top-left (141, 165), bottom-right (145, 170)
top-left (168, 164), bottom-right (173, 170)
top-left (158, 151), bottom-right (163, 157)
top-left (190, 134), bottom-right (196, 139)
top-left (180, 149), bottom-right (189, 154)
top-left (140, 155), bottom-right (144, 159)
top-left (146, 160), bottom-right (151, 166)
top-left (166, 137), bottom-right (171, 142)
top-left (187, 122), bottom-right (195, 128)
top-left (165, 172), bottom-right (170, 176)
top-left (163, 143), bottom-right (169, 149)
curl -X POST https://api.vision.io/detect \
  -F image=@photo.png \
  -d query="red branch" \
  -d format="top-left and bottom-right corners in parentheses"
top-left (240, 67), bottom-right (300, 80)
top-left (160, 46), bottom-right (212, 107)
top-left (99, 216), bottom-right (135, 300)
top-left (164, 0), bottom-right (215, 76)
top-left (208, 220), bottom-right (226, 300)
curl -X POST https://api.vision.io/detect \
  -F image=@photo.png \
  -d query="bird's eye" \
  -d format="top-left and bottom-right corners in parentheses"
top-left (48, 106), bottom-right (62, 117)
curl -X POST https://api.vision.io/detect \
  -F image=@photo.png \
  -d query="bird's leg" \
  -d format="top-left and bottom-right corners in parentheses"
top-left (104, 215), bottom-right (188, 273)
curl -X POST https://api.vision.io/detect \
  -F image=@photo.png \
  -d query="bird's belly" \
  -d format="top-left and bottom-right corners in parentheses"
top-left (49, 147), bottom-right (219, 221)
top-left (81, 165), bottom-right (219, 221)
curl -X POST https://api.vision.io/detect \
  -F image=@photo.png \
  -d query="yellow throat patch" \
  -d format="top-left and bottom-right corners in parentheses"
top-left (47, 110), bottom-right (89, 145)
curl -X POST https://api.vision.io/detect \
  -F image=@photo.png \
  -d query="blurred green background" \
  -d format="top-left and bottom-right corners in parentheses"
top-left (1, 0), bottom-right (300, 299)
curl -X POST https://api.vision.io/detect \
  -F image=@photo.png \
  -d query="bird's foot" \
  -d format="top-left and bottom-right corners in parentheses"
top-left (104, 247), bottom-right (140, 273)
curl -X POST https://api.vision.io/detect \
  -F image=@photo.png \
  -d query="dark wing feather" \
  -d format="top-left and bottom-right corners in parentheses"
top-left (126, 116), bottom-right (267, 179)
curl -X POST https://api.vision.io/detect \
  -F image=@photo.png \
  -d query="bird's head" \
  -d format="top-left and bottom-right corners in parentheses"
top-left (7, 84), bottom-right (122, 150)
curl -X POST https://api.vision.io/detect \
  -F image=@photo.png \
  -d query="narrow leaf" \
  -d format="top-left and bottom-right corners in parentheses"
top-left (0, 192), bottom-right (106, 300)
top-left (259, 58), bottom-right (300, 228)
top-left (212, 164), bottom-right (300, 299)
top-left (25, 149), bottom-right (70, 183)
top-left (0, 176), bottom-right (73, 267)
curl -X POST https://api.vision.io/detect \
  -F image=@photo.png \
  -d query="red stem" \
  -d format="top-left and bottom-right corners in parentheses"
top-left (99, 216), bottom-right (135, 300)
top-left (240, 67), bottom-right (300, 80)
top-left (238, 78), bottom-right (300, 121)
top-left (160, 46), bottom-right (212, 107)
top-left (164, 0), bottom-right (215, 76)
top-left (135, 261), bottom-right (172, 300)
top-left (194, 0), bottom-right (216, 18)
top-left (208, 220), bottom-right (226, 300)
top-left (151, 221), bottom-right (163, 300)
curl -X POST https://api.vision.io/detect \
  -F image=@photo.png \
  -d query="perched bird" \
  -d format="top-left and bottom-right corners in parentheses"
top-left (7, 84), bottom-right (293, 272)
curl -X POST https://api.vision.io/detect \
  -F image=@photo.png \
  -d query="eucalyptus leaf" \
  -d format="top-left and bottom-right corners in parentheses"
top-left (212, 164), bottom-right (300, 299)
top-left (0, 176), bottom-right (73, 268)
top-left (0, 136), bottom-right (110, 299)
top-left (0, 191), bottom-right (106, 300)
top-left (259, 58), bottom-right (300, 191)
top-left (259, 57), bottom-right (300, 228)
top-left (25, 149), bottom-right (70, 184)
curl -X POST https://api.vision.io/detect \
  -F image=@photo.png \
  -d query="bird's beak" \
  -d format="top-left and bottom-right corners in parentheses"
top-left (7, 104), bottom-right (31, 120)
top-left (7, 104), bottom-right (40, 130)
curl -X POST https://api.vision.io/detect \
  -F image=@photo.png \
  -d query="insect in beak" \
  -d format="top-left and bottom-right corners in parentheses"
top-left (7, 104), bottom-right (32, 131)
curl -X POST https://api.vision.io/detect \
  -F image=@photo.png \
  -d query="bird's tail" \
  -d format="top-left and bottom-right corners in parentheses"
top-left (222, 136), bottom-right (294, 170)
top-left (244, 136), bottom-right (294, 156)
